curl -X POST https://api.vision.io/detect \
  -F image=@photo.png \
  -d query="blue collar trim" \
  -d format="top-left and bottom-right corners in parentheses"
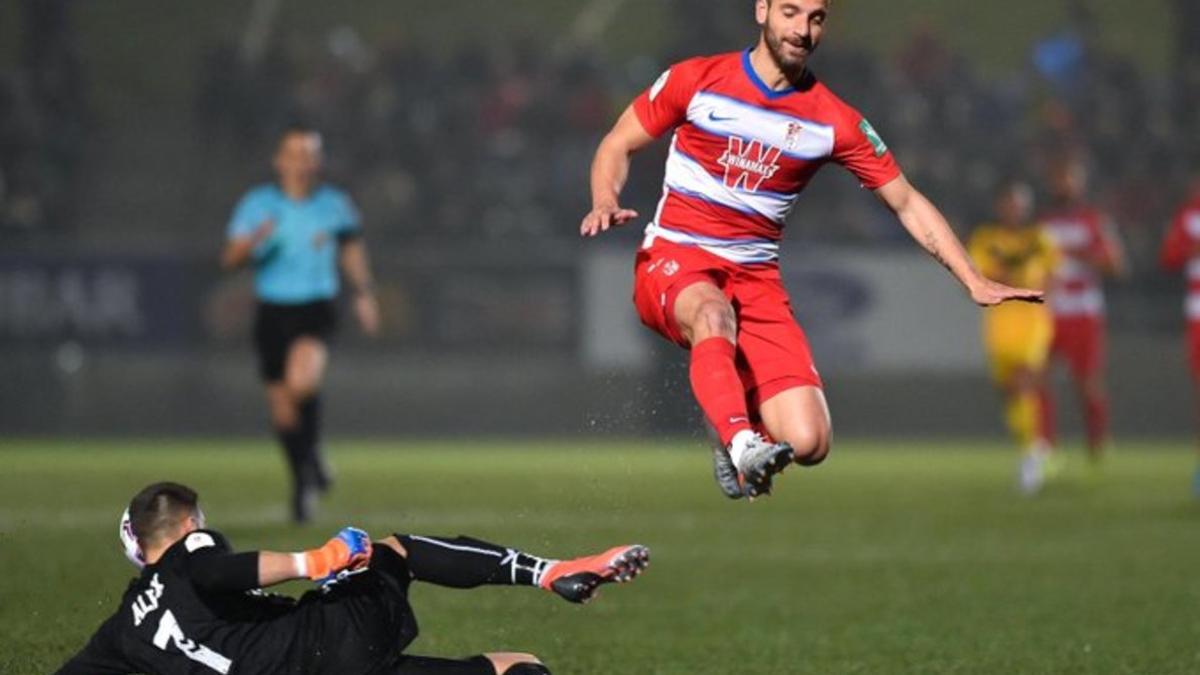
top-left (742, 48), bottom-right (796, 99)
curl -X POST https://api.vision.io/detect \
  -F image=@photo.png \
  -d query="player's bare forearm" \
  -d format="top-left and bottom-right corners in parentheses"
top-left (252, 549), bottom-right (353, 588)
top-left (258, 551), bottom-right (308, 587)
top-left (876, 176), bottom-right (1043, 306)
top-left (220, 239), bottom-right (255, 270)
top-left (222, 220), bottom-right (275, 270)
top-left (902, 197), bottom-right (978, 285)
top-left (581, 106), bottom-right (654, 237)
top-left (339, 239), bottom-right (381, 335)
top-left (259, 526), bottom-right (373, 586)
top-left (1099, 231), bottom-right (1130, 278)
top-left (338, 239), bottom-right (375, 295)
top-left (877, 177), bottom-right (976, 283)
top-left (591, 137), bottom-right (632, 209)
top-left (1100, 251), bottom-right (1128, 278)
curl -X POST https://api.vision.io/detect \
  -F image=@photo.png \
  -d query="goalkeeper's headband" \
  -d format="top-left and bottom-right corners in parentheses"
top-left (119, 507), bottom-right (145, 569)
top-left (119, 506), bottom-right (207, 569)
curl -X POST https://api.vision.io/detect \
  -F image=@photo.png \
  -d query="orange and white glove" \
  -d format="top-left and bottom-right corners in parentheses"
top-left (298, 527), bottom-right (373, 582)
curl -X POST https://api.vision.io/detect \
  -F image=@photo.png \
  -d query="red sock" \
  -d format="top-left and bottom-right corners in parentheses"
top-left (1085, 392), bottom-right (1109, 452)
top-left (689, 338), bottom-right (752, 446)
top-left (1038, 385), bottom-right (1057, 445)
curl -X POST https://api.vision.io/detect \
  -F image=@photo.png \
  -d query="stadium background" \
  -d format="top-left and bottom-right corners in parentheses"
top-left (1, 0), bottom-right (1196, 440)
top-left (4, 2), bottom-right (1200, 673)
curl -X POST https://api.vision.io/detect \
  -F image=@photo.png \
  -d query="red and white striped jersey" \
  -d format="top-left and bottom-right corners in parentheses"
top-left (1040, 205), bottom-right (1118, 318)
top-left (632, 50), bottom-right (901, 265)
top-left (1161, 197), bottom-right (1200, 322)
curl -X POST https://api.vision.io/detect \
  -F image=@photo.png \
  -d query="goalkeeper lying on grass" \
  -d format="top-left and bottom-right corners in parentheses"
top-left (56, 482), bottom-right (649, 675)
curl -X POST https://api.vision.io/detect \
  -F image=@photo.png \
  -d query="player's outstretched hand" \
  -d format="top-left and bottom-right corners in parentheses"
top-left (353, 293), bottom-right (381, 337)
top-left (580, 204), bottom-right (639, 237)
top-left (304, 527), bottom-right (373, 581)
top-left (969, 277), bottom-right (1044, 307)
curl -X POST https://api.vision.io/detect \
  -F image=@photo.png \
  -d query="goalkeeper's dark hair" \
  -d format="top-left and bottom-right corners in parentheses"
top-left (128, 482), bottom-right (200, 549)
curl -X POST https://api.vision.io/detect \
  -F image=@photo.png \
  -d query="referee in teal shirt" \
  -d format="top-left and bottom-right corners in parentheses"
top-left (222, 125), bottom-right (379, 523)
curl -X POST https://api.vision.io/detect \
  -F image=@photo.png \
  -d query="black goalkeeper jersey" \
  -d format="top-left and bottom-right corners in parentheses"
top-left (56, 529), bottom-right (310, 675)
top-left (56, 529), bottom-right (420, 675)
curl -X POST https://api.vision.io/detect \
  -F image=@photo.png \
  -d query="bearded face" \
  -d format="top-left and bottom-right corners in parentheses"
top-left (757, 0), bottom-right (828, 78)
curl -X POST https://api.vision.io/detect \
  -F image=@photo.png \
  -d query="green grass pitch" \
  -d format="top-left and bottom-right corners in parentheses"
top-left (3, 439), bottom-right (1199, 674)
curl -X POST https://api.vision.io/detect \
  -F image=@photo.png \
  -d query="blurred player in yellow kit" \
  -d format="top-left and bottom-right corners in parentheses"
top-left (969, 181), bottom-right (1059, 494)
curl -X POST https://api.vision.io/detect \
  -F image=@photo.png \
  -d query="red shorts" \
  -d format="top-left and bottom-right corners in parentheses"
top-left (632, 241), bottom-right (822, 410)
top-left (1189, 322), bottom-right (1200, 381)
top-left (1049, 315), bottom-right (1106, 377)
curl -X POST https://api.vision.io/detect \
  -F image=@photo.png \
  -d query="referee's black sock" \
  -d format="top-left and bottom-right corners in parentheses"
top-left (277, 423), bottom-right (317, 522)
top-left (397, 534), bottom-right (557, 589)
top-left (275, 425), bottom-right (308, 485)
top-left (299, 395), bottom-right (320, 450)
top-left (298, 395), bottom-right (330, 488)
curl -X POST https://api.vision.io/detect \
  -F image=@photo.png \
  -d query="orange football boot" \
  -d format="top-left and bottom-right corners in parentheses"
top-left (539, 545), bottom-right (650, 603)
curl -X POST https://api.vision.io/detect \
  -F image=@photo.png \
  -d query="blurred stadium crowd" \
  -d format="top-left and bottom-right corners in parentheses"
top-left (0, 0), bottom-right (87, 231)
top-left (193, 32), bottom-right (620, 243)
top-left (1, 2), bottom-right (1197, 279)
top-left (193, 5), bottom-right (1198, 259)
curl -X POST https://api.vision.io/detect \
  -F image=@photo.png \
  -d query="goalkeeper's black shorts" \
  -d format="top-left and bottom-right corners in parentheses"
top-left (296, 545), bottom-right (493, 675)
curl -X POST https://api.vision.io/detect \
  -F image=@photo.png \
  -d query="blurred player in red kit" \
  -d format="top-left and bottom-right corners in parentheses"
top-left (1160, 172), bottom-right (1200, 495)
top-left (580, 0), bottom-right (1042, 499)
top-left (1037, 158), bottom-right (1126, 465)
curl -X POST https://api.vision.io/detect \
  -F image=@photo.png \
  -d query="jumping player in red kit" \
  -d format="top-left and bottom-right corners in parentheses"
top-left (580, 0), bottom-right (1042, 499)
top-left (1160, 172), bottom-right (1200, 495)
top-left (1038, 158), bottom-right (1126, 465)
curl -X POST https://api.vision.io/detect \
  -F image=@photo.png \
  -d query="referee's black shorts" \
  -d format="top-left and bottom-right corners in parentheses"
top-left (299, 545), bottom-right (494, 675)
top-left (253, 300), bottom-right (337, 382)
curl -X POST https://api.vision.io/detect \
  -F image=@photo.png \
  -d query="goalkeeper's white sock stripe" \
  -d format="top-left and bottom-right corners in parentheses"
top-left (532, 559), bottom-right (556, 587)
top-left (499, 548), bottom-right (557, 586)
